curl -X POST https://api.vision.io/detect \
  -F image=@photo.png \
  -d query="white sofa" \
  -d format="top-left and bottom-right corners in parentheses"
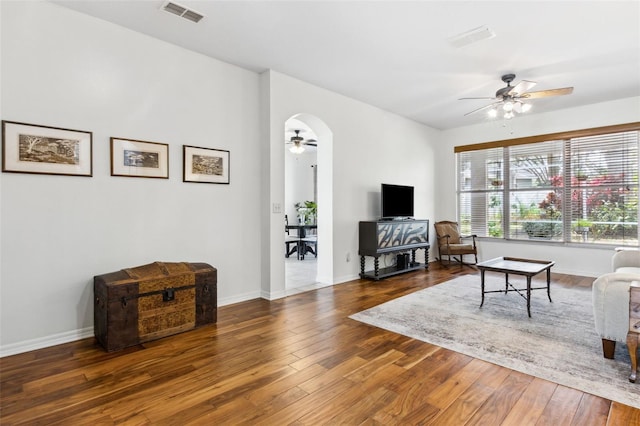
top-left (592, 249), bottom-right (640, 359)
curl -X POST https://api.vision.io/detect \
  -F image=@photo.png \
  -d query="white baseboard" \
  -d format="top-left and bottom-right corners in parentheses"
top-left (1, 291), bottom-right (265, 358)
top-left (0, 326), bottom-right (94, 358)
top-left (218, 290), bottom-right (262, 307)
top-left (333, 273), bottom-right (360, 284)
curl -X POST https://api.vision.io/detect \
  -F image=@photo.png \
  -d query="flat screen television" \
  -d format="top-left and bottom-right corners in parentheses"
top-left (381, 183), bottom-right (414, 219)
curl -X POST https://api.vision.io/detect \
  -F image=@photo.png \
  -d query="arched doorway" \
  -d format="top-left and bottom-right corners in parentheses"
top-left (284, 117), bottom-right (318, 291)
top-left (283, 114), bottom-right (333, 293)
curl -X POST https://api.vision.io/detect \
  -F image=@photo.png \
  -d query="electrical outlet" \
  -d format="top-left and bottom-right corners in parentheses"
top-left (272, 203), bottom-right (281, 213)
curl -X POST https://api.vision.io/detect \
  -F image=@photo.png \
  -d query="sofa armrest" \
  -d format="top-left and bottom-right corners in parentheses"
top-left (612, 249), bottom-right (640, 272)
top-left (592, 272), bottom-right (640, 343)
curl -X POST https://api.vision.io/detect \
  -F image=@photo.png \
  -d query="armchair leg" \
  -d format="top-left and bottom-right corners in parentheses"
top-left (602, 338), bottom-right (616, 359)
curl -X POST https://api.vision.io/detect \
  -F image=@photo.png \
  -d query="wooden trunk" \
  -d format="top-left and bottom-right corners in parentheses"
top-left (94, 261), bottom-right (217, 352)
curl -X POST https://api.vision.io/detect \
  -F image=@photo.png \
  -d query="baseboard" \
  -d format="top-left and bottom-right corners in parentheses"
top-left (218, 290), bottom-right (263, 307)
top-left (261, 289), bottom-right (287, 300)
top-left (1, 291), bottom-right (266, 358)
top-left (0, 326), bottom-right (94, 358)
top-left (551, 267), bottom-right (598, 278)
top-left (333, 273), bottom-right (360, 285)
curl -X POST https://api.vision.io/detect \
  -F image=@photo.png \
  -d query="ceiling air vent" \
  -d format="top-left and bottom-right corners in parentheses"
top-left (161, 1), bottom-right (204, 23)
top-left (447, 25), bottom-right (495, 48)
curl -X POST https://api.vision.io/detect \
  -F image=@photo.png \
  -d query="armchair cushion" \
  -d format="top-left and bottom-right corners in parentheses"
top-left (439, 243), bottom-right (475, 255)
top-left (618, 267), bottom-right (640, 274)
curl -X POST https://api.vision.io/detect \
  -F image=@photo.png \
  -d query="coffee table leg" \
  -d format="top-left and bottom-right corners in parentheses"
top-left (505, 273), bottom-right (509, 293)
top-left (546, 267), bottom-right (553, 302)
top-left (480, 269), bottom-right (485, 307)
top-left (526, 276), bottom-right (532, 318)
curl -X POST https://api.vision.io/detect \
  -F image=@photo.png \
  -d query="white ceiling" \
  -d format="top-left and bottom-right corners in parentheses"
top-left (53, 0), bottom-right (640, 130)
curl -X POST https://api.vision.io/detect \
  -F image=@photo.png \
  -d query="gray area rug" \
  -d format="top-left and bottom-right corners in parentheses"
top-left (350, 274), bottom-right (640, 409)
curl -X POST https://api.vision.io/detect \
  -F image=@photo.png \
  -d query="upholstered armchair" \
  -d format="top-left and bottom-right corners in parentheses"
top-left (434, 221), bottom-right (478, 268)
top-left (592, 249), bottom-right (640, 359)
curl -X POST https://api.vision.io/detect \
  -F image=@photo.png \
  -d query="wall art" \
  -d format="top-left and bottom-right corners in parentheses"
top-left (2, 120), bottom-right (92, 176)
top-left (111, 137), bottom-right (169, 179)
top-left (183, 145), bottom-right (230, 184)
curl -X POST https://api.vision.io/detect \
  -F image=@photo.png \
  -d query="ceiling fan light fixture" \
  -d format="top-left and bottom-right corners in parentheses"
top-left (461, 74), bottom-right (573, 121)
top-left (289, 143), bottom-right (305, 154)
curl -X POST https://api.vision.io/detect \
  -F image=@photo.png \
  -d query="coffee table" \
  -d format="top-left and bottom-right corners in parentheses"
top-left (476, 257), bottom-right (555, 317)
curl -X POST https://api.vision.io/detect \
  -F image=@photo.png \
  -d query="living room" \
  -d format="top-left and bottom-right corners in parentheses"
top-left (1, 0), bottom-right (638, 356)
top-left (1, 1), bottom-right (639, 422)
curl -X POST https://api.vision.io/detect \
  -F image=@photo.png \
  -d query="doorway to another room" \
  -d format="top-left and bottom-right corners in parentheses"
top-left (284, 117), bottom-right (319, 293)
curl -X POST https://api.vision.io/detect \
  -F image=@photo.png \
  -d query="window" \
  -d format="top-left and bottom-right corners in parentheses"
top-left (456, 123), bottom-right (639, 247)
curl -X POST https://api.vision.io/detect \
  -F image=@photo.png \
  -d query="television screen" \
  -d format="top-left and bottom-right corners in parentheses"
top-left (381, 184), bottom-right (414, 219)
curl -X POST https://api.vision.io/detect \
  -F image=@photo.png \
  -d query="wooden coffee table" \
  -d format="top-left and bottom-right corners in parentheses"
top-left (477, 257), bottom-right (555, 317)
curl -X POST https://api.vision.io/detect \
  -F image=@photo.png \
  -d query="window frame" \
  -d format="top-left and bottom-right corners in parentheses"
top-left (455, 122), bottom-right (640, 248)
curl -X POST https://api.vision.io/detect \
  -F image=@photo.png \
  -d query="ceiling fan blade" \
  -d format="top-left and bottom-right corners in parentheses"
top-left (464, 102), bottom-right (499, 116)
top-left (508, 80), bottom-right (537, 96)
top-left (520, 87), bottom-right (574, 99)
top-left (459, 97), bottom-right (495, 100)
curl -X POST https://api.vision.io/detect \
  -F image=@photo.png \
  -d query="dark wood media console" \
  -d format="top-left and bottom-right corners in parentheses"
top-left (358, 219), bottom-right (430, 280)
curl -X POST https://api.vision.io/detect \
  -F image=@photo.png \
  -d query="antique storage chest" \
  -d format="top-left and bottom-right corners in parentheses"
top-left (94, 261), bottom-right (217, 352)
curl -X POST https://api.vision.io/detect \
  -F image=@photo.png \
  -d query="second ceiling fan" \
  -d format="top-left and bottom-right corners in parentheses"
top-left (286, 129), bottom-right (317, 154)
top-left (460, 74), bottom-right (574, 119)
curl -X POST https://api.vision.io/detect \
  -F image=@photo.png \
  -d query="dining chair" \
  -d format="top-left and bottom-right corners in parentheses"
top-left (300, 226), bottom-right (317, 259)
top-left (285, 215), bottom-right (299, 258)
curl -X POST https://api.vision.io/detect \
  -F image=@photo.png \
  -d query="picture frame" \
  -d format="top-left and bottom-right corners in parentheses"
top-left (110, 137), bottom-right (169, 179)
top-left (183, 145), bottom-right (230, 184)
top-left (2, 120), bottom-right (93, 177)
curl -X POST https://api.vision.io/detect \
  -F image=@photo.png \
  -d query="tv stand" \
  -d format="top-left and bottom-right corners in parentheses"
top-left (358, 220), bottom-right (430, 280)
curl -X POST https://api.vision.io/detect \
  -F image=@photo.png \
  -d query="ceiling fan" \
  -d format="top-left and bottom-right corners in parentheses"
top-left (285, 129), bottom-right (317, 154)
top-left (460, 74), bottom-right (574, 119)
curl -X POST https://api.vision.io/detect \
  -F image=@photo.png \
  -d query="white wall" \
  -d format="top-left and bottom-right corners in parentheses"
top-left (436, 97), bottom-right (640, 277)
top-left (0, 2), bottom-right (262, 355)
top-left (265, 71), bottom-right (439, 291)
top-left (284, 149), bottom-right (316, 223)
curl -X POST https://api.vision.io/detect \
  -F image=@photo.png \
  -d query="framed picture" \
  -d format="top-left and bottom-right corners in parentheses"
top-left (2, 120), bottom-right (92, 176)
top-left (111, 137), bottom-right (169, 179)
top-left (183, 145), bottom-right (230, 184)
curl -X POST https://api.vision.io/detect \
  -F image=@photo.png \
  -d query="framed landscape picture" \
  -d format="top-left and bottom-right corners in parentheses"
top-left (183, 145), bottom-right (230, 184)
top-left (111, 137), bottom-right (169, 179)
top-left (2, 120), bottom-right (93, 176)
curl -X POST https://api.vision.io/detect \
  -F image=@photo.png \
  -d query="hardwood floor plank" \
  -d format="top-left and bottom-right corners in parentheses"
top-left (534, 385), bottom-right (584, 425)
top-left (424, 358), bottom-right (494, 410)
top-left (423, 381), bottom-right (494, 425)
top-left (500, 377), bottom-right (558, 425)
top-left (606, 401), bottom-right (640, 425)
top-left (466, 370), bottom-right (533, 425)
top-left (569, 393), bottom-right (610, 426)
top-left (1, 264), bottom-right (638, 425)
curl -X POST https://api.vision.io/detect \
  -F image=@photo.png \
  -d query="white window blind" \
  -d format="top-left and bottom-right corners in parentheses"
top-left (457, 147), bottom-right (503, 237)
top-left (566, 131), bottom-right (639, 244)
top-left (509, 140), bottom-right (564, 241)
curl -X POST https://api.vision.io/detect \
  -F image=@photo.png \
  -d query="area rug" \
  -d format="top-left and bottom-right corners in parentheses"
top-left (349, 274), bottom-right (640, 409)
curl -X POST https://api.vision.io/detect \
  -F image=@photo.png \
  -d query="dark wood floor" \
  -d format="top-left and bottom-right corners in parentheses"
top-left (1, 263), bottom-right (639, 425)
